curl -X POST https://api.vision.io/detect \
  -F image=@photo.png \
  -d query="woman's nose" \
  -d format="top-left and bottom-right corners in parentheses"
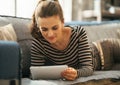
top-left (48, 30), bottom-right (54, 37)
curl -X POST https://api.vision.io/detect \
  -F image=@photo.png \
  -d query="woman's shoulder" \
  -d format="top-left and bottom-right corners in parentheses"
top-left (32, 38), bottom-right (45, 47)
top-left (67, 25), bottom-right (85, 33)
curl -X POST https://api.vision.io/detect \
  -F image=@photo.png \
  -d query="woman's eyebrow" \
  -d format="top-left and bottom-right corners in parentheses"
top-left (52, 25), bottom-right (58, 28)
top-left (41, 27), bottom-right (48, 29)
top-left (40, 24), bottom-right (58, 29)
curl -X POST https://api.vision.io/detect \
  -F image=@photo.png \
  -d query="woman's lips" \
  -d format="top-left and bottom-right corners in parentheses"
top-left (48, 37), bottom-right (55, 40)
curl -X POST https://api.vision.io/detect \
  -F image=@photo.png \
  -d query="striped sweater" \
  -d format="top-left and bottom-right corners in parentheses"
top-left (31, 26), bottom-right (93, 77)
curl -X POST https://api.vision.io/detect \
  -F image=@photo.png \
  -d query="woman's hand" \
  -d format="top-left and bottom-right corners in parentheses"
top-left (61, 67), bottom-right (78, 81)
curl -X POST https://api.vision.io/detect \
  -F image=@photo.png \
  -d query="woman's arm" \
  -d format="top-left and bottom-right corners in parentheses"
top-left (61, 26), bottom-right (93, 81)
top-left (31, 38), bottom-right (45, 66)
top-left (77, 26), bottom-right (93, 77)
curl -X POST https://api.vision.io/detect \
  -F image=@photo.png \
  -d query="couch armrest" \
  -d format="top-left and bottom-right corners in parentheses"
top-left (0, 41), bottom-right (21, 85)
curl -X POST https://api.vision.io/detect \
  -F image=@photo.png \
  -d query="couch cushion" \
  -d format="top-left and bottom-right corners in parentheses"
top-left (84, 23), bottom-right (120, 42)
top-left (98, 39), bottom-right (114, 70)
top-left (19, 39), bottom-right (32, 77)
top-left (0, 17), bottom-right (10, 26)
top-left (22, 71), bottom-right (120, 85)
top-left (0, 24), bottom-right (17, 41)
top-left (65, 21), bottom-right (120, 42)
top-left (93, 38), bottom-right (120, 70)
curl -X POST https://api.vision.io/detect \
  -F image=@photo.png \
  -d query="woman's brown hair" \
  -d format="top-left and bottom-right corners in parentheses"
top-left (30, 0), bottom-right (64, 39)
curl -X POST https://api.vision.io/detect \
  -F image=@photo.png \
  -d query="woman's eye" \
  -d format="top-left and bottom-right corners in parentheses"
top-left (41, 28), bottom-right (48, 31)
top-left (52, 27), bottom-right (58, 30)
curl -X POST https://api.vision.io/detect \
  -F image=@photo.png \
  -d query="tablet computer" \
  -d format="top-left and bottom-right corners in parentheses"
top-left (30, 65), bottom-right (68, 80)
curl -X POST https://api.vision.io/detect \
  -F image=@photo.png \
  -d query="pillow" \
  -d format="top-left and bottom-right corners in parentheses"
top-left (110, 38), bottom-right (120, 63)
top-left (0, 24), bottom-right (17, 41)
top-left (99, 39), bottom-right (114, 70)
top-left (94, 39), bottom-right (115, 70)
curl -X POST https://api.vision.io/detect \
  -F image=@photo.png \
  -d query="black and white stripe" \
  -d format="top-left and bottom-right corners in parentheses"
top-left (31, 26), bottom-right (93, 77)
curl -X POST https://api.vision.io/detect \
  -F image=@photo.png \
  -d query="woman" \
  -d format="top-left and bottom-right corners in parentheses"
top-left (30, 0), bottom-right (93, 81)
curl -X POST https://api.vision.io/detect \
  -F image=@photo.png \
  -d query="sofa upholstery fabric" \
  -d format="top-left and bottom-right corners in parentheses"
top-left (0, 16), bottom-right (120, 78)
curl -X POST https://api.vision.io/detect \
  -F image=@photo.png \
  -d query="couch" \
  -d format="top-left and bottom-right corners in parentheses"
top-left (0, 15), bottom-right (120, 85)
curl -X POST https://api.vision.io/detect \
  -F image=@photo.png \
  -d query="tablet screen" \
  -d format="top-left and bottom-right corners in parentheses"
top-left (30, 65), bottom-right (68, 80)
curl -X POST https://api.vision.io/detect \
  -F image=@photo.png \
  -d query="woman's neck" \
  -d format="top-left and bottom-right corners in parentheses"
top-left (51, 27), bottom-right (71, 50)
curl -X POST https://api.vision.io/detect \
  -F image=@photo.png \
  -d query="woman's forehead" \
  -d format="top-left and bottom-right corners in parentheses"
top-left (37, 16), bottom-right (61, 27)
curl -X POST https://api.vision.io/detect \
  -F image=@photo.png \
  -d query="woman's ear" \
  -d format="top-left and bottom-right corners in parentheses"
top-left (62, 18), bottom-right (64, 23)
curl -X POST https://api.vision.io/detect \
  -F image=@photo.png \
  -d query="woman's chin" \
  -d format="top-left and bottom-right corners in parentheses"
top-left (48, 40), bottom-right (56, 44)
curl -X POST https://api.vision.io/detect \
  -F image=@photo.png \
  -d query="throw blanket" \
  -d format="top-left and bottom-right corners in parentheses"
top-left (22, 71), bottom-right (120, 85)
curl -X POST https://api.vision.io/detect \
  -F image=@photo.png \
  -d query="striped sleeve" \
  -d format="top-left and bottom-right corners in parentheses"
top-left (30, 38), bottom-right (45, 66)
top-left (77, 26), bottom-right (93, 77)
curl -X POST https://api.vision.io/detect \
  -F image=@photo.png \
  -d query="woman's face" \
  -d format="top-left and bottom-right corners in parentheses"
top-left (37, 15), bottom-right (64, 44)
